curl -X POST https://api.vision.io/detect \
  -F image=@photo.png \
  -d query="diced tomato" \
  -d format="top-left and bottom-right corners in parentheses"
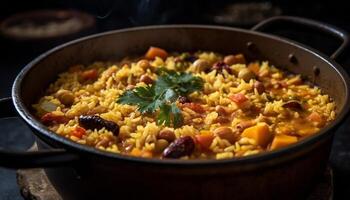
top-left (81, 69), bottom-right (98, 80)
top-left (195, 131), bottom-right (214, 149)
top-left (307, 112), bottom-right (323, 124)
top-left (229, 93), bottom-right (248, 105)
top-left (145, 46), bottom-right (168, 60)
top-left (41, 112), bottom-right (68, 125)
top-left (183, 103), bottom-right (205, 113)
top-left (71, 127), bottom-right (86, 138)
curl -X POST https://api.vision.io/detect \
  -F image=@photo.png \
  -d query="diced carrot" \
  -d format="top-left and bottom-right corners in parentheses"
top-left (248, 63), bottom-right (260, 75)
top-left (183, 103), bottom-right (205, 113)
top-left (41, 112), bottom-right (68, 125)
top-left (229, 93), bottom-right (248, 105)
top-left (270, 134), bottom-right (298, 150)
top-left (130, 148), bottom-right (142, 157)
top-left (81, 69), bottom-right (98, 80)
top-left (130, 148), bottom-right (153, 158)
top-left (307, 112), bottom-right (323, 124)
top-left (71, 127), bottom-right (86, 139)
top-left (145, 46), bottom-right (168, 60)
top-left (195, 131), bottom-right (214, 149)
top-left (242, 122), bottom-right (271, 147)
top-left (141, 150), bottom-right (153, 158)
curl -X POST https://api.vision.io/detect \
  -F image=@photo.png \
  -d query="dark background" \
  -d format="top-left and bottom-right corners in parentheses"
top-left (0, 0), bottom-right (350, 199)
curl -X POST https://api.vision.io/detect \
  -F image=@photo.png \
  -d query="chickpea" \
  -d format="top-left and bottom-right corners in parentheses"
top-left (140, 75), bottom-right (153, 84)
top-left (238, 68), bottom-right (255, 82)
top-left (55, 89), bottom-right (74, 106)
top-left (157, 129), bottom-right (176, 142)
top-left (233, 54), bottom-right (246, 64)
top-left (224, 54), bottom-right (246, 65)
top-left (154, 139), bottom-right (169, 153)
top-left (137, 59), bottom-right (151, 70)
top-left (223, 55), bottom-right (236, 65)
top-left (213, 127), bottom-right (237, 143)
top-left (193, 59), bottom-right (210, 71)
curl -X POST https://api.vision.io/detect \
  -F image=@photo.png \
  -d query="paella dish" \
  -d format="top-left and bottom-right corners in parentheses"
top-left (33, 47), bottom-right (336, 159)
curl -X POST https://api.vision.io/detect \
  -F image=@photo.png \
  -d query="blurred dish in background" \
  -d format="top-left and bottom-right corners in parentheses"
top-left (0, 10), bottom-right (95, 40)
top-left (207, 2), bottom-right (282, 27)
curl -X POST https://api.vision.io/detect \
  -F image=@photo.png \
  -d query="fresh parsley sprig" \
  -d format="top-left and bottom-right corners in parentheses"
top-left (117, 69), bottom-right (203, 128)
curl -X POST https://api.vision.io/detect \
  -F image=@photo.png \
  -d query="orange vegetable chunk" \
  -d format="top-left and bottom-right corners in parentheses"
top-left (248, 63), bottom-right (260, 75)
top-left (130, 148), bottom-right (153, 158)
top-left (307, 112), bottom-right (323, 123)
top-left (195, 131), bottom-right (214, 149)
top-left (270, 134), bottom-right (298, 150)
top-left (229, 93), bottom-right (248, 105)
top-left (242, 122), bottom-right (271, 147)
top-left (145, 46), bottom-right (168, 59)
top-left (130, 148), bottom-right (142, 157)
top-left (71, 127), bottom-right (86, 139)
top-left (81, 69), bottom-right (98, 80)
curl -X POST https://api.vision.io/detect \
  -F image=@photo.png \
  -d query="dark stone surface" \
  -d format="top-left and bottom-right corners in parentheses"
top-left (0, 118), bottom-right (35, 200)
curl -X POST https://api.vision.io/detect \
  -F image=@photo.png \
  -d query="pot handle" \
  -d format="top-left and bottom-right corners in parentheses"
top-left (251, 16), bottom-right (349, 61)
top-left (0, 97), bottom-right (79, 168)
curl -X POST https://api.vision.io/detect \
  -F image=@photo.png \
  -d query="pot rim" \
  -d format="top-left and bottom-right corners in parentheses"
top-left (12, 24), bottom-right (350, 166)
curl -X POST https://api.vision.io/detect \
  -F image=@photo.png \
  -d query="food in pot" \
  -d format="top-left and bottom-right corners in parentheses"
top-left (33, 47), bottom-right (336, 159)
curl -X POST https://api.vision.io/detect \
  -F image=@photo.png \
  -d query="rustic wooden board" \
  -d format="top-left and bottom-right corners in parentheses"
top-left (17, 144), bottom-right (333, 200)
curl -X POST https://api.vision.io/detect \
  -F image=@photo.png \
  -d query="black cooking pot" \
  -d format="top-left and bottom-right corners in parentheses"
top-left (1, 16), bottom-right (349, 200)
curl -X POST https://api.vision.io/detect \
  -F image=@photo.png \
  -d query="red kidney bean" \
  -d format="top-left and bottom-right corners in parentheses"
top-left (282, 100), bottom-right (303, 110)
top-left (163, 136), bottom-right (195, 158)
top-left (78, 115), bottom-right (119, 136)
top-left (253, 81), bottom-right (265, 94)
top-left (211, 62), bottom-right (232, 74)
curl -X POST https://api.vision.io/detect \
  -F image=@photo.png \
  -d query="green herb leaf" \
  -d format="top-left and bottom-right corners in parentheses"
top-left (156, 68), bottom-right (204, 96)
top-left (117, 69), bottom-right (203, 128)
top-left (157, 104), bottom-right (171, 126)
top-left (171, 103), bottom-right (183, 128)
